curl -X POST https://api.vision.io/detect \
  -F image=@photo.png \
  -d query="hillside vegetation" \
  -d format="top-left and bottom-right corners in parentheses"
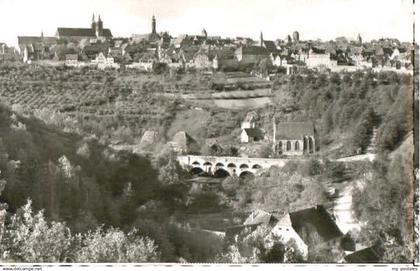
top-left (0, 64), bottom-right (414, 158)
top-left (0, 104), bottom-right (226, 262)
top-left (0, 63), bottom-right (416, 263)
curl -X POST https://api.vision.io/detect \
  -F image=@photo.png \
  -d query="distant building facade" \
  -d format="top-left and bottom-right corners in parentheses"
top-left (56, 14), bottom-right (112, 41)
top-left (235, 46), bottom-right (269, 64)
top-left (274, 121), bottom-right (316, 155)
top-left (304, 48), bottom-right (337, 69)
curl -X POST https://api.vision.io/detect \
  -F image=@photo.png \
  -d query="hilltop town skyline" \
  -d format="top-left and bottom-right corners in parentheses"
top-left (0, 0), bottom-right (415, 47)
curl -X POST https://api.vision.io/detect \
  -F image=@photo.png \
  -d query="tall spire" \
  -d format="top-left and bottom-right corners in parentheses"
top-left (152, 15), bottom-right (156, 34)
top-left (96, 14), bottom-right (103, 36)
top-left (91, 13), bottom-right (96, 30)
top-left (260, 31), bottom-right (264, 47)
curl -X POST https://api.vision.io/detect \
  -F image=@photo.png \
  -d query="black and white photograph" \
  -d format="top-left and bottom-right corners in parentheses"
top-left (0, 0), bottom-right (418, 268)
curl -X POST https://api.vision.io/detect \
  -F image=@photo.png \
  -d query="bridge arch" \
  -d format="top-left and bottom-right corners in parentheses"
top-left (227, 163), bottom-right (237, 168)
top-left (192, 161), bottom-right (201, 166)
top-left (203, 162), bottom-right (213, 167)
top-left (214, 168), bottom-right (230, 178)
top-left (239, 164), bottom-right (249, 169)
top-left (239, 171), bottom-right (255, 179)
top-left (215, 162), bottom-right (225, 168)
top-left (190, 167), bottom-right (204, 175)
top-left (252, 164), bottom-right (262, 169)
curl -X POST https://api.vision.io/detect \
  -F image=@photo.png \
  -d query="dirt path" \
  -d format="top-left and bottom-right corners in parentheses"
top-left (333, 183), bottom-right (362, 235)
top-left (335, 153), bottom-right (376, 162)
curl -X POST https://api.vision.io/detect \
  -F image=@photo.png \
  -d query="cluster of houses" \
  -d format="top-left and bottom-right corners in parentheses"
top-left (0, 14), bottom-right (412, 74)
top-left (0, 43), bottom-right (19, 62)
top-left (223, 206), bottom-right (383, 263)
top-left (135, 111), bottom-right (317, 159)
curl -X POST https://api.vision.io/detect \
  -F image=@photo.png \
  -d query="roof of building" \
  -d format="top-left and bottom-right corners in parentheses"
top-left (139, 131), bottom-right (158, 148)
top-left (171, 131), bottom-right (200, 154)
top-left (243, 128), bottom-right (264, 139)
top-left (172, 34), bottom-right (189, 46)
top-left (289, 205), bottom-right (343, 245)
top-left (18, 36), bottom-right (42, 45)
top-left (57, 28), bottom-right (112, 38)
top-left (276, 213), bottom-right (293, 227)
top-left (180, 47), bottom-right (200, 62)
top-left (276, 122), bottom-right (315, 139)
top-left (134, 32), bottom-right (162, 42)
top-left (57, 28), bottom-right (95, 37)
top-left (243, 210), bottom-right (278, 226)
top-left (243, 111), bottom-right (257, 122)
top-left (310, 47), bottom-right (327, 54)
top-left (17, 36), bottom-right (57, 47)
top-left (209, 48), bottom-right (235, 60)
top-left (239, 46), bottom-right (269, 55)
top-left (344, 244), bottom-right (384, 263)
top-left (43, 37), bottom-right (59, 45)
top-left (225, 224), bottom-right (260, 239)
top-left (263, 40), bottom-right (277, 52)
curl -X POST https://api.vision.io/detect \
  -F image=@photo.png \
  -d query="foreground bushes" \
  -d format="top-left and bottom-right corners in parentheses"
top-left (0, 197), bottom-right (159, 263)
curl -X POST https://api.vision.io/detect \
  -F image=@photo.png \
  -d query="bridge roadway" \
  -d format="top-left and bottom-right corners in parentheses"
top-left (177, 155), bottom-right (297, 177)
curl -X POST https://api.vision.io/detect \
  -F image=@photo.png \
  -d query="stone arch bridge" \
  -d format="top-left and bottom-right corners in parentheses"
top-left (177, 155), bottom-right (292, 178)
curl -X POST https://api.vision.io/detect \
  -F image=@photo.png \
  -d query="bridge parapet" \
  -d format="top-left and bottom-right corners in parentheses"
top-left (177, 155), bottom-right (292, 177)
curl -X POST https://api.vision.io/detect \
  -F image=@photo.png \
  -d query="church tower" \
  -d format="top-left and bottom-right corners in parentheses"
top-left (97, 15), bottom-right (103, 33)
top-left (91, 13), bottom-right (96, 30)
top-left (152, 15), bottom-right (157, 34)
top-left (357, 33), bottom-right (362, 45)
top-left (260, 31), bottom-right (264, 47)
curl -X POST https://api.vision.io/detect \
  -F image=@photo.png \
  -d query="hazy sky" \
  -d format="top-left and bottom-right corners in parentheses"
top-left (0, 0), bottom-right (415, 47)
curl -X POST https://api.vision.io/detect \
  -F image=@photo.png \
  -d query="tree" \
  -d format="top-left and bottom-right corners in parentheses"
top-left (352, 155), bottom-right (413, 262)
top-left (256, 59), bottom-right (274, 77)
top-left (351, 107), bottom-right (377, 153)
top-left (3, 200), bottom-right (72, 262)
top-left (307, 242), bottom-right (344, 262)
top-left (261, 242), bottom-right (285, 263)
top-left (74, 227), bottom-right (159, 262)
top-left (154, 145), bottom-right (184, 184)
top-left (219, 225), bottom-right (304, 263)
top-left (233, 168), bottom-right (327, 213)
top-left (221, 176), bottom-right (240, 195)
